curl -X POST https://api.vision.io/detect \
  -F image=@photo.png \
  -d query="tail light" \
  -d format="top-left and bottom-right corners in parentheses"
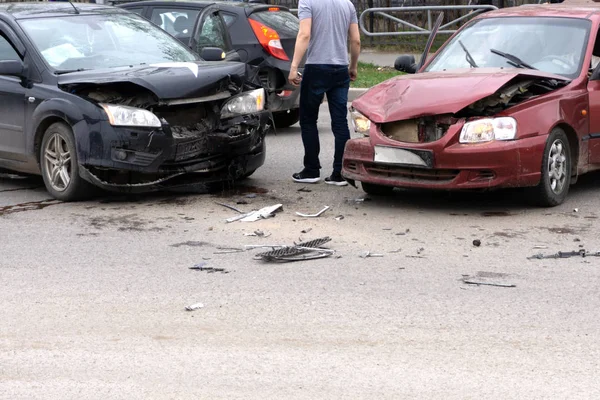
top-left (248, 18), bottom-right (290, 61)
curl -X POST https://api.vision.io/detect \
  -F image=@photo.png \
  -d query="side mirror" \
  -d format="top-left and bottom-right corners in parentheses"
top-left (200, 47), bottom-right (226, 62)
top-left (0, 60), bottom-right (24, 77)
top-left (394, 55), bottom-right (418, 74)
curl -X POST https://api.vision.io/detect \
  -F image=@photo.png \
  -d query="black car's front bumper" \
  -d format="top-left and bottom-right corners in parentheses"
top-left (75, 111), bottom-right (270, 192)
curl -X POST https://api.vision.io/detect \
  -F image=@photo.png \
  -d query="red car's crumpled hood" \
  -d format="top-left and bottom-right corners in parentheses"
top-left (352, 68), bottom-right (568, 123)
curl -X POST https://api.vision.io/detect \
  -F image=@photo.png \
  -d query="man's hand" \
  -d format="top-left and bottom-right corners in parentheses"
top-left (288, 67), bottom-right (302, 86)
top-left (349, 67), bottom-right (357, 81)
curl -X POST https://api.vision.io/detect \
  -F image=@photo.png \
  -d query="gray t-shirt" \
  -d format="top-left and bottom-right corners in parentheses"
top-left (298, 0), bottom-right (358, 66)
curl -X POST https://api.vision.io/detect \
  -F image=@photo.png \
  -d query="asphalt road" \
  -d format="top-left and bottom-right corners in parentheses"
top-left (2, 105), bottom-right (600, 399)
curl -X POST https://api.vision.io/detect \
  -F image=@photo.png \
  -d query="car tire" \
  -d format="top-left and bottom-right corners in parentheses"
top-left (530, 127), bottom-right (571, 207)
top-left (361, 181), bottom-right (394, 196)
top-left (273, 108), bottom-right (300, 128)
top-left (40, 122), bottom-right (94, 201)
top-left (238, 169), bottom-right (256, 180)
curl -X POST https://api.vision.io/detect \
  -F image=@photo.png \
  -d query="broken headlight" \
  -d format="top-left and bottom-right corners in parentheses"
top-left (350, 108), bottom-right (371, 136)
top-left (221, 88), bottom-right (265, 119)
top-left (459, 117), bottom-right (517, 144)
top-left (101, 104), bottom-right (161, 128)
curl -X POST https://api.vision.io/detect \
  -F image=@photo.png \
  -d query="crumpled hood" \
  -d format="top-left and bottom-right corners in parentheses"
top-left (352, 68), bottom-right (568, 123)
top-left (58, 61), bottom-right (247, 100)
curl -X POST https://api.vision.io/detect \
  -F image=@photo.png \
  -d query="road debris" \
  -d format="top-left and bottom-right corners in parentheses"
top-left (417, 247), bottom-right (425, 255)
top-left (244, 230), bottom-right (271, 238)
top-left (185, 303), bottom-right (204, 311)
top-left (573, 208), bottom-right (579, 213)
top-left (473, 239), bottom-right (481, 247)
top-left (296, 206), bottom-right (330, 218)
top-left (389, 248), bottom-right (402, 253)
top-left (226, 204), bottom-right (283, 223)
top-left (301, 228), bottom-right (313, 234)
top-left (532, 245), bottom-right (548, 249)
top-left (461, 272), bottom-right (516, 288)
top-left (297, 187), bottom-right (312, 193)
top-left (528, 249), bottom-right (600, 259)
top-left (236, 200), bottom-right (249, 205)
top-left (396, 229), bottom-right (410, 235)
top-left (189, 262), bottom-right (229, 273)
top-left (215, 202), bottom-right (244, 213)
top-left (171, 241), bottom-right (207, 248)
top-left (359, 250), bottom-right (384, 258)
top-left (335, 215), bottom-right (344, 221)
top-left (245, 194), bottom-right (257, 199)
top-left (253, 237), bottom-right (333, 262)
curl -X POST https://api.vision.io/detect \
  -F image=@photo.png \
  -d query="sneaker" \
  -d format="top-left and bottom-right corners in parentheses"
top-left (292, 169), bottom-right (320, 183)
top-left (325, 172), bottom-right (348, 186)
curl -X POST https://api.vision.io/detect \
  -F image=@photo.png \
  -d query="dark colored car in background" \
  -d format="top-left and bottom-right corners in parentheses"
top-left (0, 3), bottom-right (270, 201)
top-left (119, 1), bottom-right (302, 128)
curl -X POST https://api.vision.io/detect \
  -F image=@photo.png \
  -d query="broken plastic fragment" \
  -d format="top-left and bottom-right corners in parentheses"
top-left (296, 206), bottom-right (330, 218)
top-left (185, 303), bottom-right (204, 311)
top-left (359, 251), bottom-right (384, 258)
top-left (226, 204), bottom-right (283, 222)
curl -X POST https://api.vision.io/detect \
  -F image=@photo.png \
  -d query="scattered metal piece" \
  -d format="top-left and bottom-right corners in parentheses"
top-left (213, 249), bottom-right (244, 254)
top-left (245, 194), bottom-right (257, 198)
top-left (297, 187), bottom-right (312, 193)
top-left (573, 208), bottom-right (579, 213)
top-left (189, 262), bottom-right (207, 270)
top-left (462, 280), bottom-right (516, 288)
top-left (533, 245), bottom-right (548, 249)
top-left (244, 230), bottom-right (271, 237)
top-left (236, 200), bottom-right (249, 205)
top-left (528, 249), bottom-right (600, 259)
top-left (296, 206), bottom-right (330, 218)
top-left (215, 202), bottom-right (244, 214)
top-left (301, 228), bottom-right (313, 234)
top-left (382, 228), bottom-right (392, 231)
top-left (389, 248), bottom-right (402, 253)
top-left (254, 237), bottom-right (333, 262)
top-left (473, 239), bottom-right (481, 247)
top-left (335, 215), bottom-right (344, 221)
top-left (189, 262), bottom-right (229, 273)
top-left (226, 204), bottom-right (283, 223)
top-left (185, 303), bottom-right (204, 311)
top-left (359, 250), bottom-right (384, 258)
top-left (406, 255), bottom-right (426, 258)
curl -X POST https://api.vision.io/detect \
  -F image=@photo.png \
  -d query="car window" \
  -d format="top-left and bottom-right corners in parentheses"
top-left (0, 34), bottom-right (19, 61)
top-left (249, 10), bottom-right (298, 38)
top-left (195, 12), bottom-right (229, 52)
top-left (426, 17), bottom-right (591, 80)
top-left (221, 12), bottom-right (236, 28)
top-left (150, 8), bottom-right (200, 39)
top-left (19, 13), bottom-right (198, 72)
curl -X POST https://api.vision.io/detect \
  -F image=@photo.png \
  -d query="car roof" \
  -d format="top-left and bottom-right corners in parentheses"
top-left (477, 2), bottom-right (600, 19)
top-left (118, 0), bottom-right (268, 10)
top-left (0, 2), bottom-right (127, 19)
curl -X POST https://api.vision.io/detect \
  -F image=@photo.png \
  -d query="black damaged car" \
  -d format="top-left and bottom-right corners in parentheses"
top-left (0, 3), bottom-right (270, 201)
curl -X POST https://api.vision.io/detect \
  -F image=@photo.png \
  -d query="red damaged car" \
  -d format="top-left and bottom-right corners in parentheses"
top-left (343, 3), bottom-right (600, 206)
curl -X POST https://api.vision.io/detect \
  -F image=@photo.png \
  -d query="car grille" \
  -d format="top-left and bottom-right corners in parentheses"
top-left (366, 164), bottom-right (459, 183)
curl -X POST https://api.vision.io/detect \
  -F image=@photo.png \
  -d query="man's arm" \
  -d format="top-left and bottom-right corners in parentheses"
top-left (288, 18), bottom-right (311, 86)
top-left (348, 23), bottom-right (361, 81)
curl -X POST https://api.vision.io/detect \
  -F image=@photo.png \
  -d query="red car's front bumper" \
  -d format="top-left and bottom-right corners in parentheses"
top-left (342, 132), bottom-right (548, 190)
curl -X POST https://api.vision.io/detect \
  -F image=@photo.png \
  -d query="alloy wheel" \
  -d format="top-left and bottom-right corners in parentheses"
top-left (43, 132), bottom-right (72, 192)
top-left (547, 139), bottom-right (567, 195)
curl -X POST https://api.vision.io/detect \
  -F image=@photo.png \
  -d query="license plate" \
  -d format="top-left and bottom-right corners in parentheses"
top-left (373, 146), bottom-right (433, 168)
top-left (176, 138), bottom-right (206, 161)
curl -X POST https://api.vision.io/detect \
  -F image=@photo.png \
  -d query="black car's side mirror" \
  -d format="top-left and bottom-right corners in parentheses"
top-left (200, 47), bottom-right (226, 62)
top-left (0, 60), bottom-right (24, 77)
top-left (394, 55), bottom-right (418, 74)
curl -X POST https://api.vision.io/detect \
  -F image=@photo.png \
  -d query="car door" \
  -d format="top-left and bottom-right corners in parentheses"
top-left (191, 6), bottom-right (240, 62)
top-left (0, 26), bottom-right (26, 161)
top-left (587, 35), bottom-right (600, 165)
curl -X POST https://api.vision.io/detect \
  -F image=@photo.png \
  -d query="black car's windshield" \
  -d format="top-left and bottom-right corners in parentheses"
top-left (19, 13), bottom-right (199, 72)
top-left (426, 17), bottom-right (591, 79)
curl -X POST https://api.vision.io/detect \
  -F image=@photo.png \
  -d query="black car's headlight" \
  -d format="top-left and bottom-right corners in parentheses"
top-left (101, 104), bottom-right (161, 128)
top-left (221, 89), bottom-right (265, 119)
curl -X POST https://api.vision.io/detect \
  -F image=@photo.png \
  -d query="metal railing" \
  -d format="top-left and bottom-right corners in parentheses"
top-left (359, 5), bottom-right (497, 37)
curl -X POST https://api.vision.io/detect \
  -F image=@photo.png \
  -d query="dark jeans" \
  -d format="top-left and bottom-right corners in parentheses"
top-left (299, 64), bottom-right (351, 175)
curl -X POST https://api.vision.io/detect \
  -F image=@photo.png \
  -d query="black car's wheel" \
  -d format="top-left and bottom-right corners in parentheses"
top-left (238, 169), bottom-right (256, 180)
top-left (273, 108), bottom-right (300, 128)
top-left (361, 182), bottom-right (394, 196)
top-left (530, 127), bottom-right (571, 207)
top-left (40, 122), bottom-right (94, 201)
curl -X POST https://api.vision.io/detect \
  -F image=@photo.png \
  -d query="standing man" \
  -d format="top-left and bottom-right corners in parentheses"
top-left (288, 0), bottom-right (361, 186)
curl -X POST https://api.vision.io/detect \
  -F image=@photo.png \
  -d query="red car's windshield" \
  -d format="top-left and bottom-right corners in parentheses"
top-left (426, 17), bottom-right (591, 79)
